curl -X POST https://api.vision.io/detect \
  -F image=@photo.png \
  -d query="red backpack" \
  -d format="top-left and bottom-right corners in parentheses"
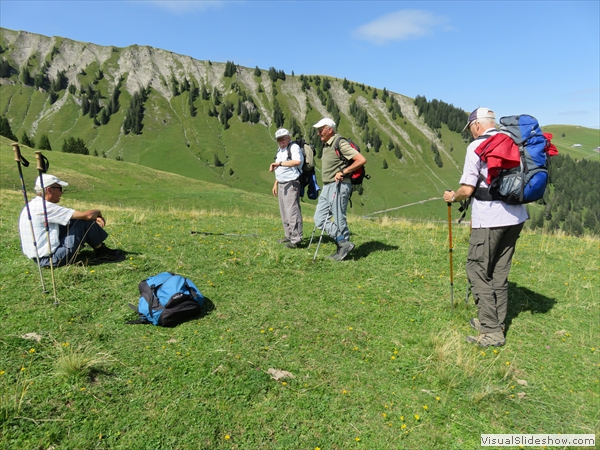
top-left (333, 137), bottom-right (369, 185)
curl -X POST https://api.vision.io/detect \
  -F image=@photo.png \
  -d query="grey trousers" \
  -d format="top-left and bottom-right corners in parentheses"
top-left (466, 223), bottom-right (524, 334)
top-left (278, 179), bottom-right (303, 245)
top-left (313, 182), bottom-right (352, 242)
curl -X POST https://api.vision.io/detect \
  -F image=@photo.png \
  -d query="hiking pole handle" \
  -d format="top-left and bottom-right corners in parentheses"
top-left (445, 189), bottom-right (452, 207)
top-left (12, 143), bottom-right (22, 162)
top-left (35, 151), bottom-right (51, 173)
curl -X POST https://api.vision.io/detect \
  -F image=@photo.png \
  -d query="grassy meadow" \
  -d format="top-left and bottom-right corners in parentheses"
top-left (0, 141), bottom-right (598, 449)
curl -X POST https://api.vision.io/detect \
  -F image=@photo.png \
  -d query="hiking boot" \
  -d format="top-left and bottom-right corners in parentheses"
top-left (286, 242), bottom-right (298, 249)
top-left (94, 243), bottom-right (123, 261)
top-left (465, 331), bottom-right (505, 347)
top-left (336, 240), bottom-right (355, 261)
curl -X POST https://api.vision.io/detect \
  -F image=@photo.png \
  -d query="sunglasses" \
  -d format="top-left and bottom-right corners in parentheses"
top-left (49, 185), bottom-right (63, 191)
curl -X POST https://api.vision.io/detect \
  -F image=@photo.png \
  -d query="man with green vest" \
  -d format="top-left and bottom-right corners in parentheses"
top-left (313, 118), bottom-right (366, 261)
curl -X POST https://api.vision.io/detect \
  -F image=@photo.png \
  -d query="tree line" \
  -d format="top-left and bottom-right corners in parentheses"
top-left (529, 154), bottom-right (600, 236)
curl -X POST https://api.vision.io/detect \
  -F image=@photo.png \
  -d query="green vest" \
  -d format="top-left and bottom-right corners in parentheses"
top-left (321, 134), bottom-right (359, 184)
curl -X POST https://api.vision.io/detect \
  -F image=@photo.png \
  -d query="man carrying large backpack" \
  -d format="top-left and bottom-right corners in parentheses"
top-left (269, 128), bottom-right (304, 248)
top-left (313, 118), bottom-right (366, 261)
top-left (443, 108), bottom-right (528, 347)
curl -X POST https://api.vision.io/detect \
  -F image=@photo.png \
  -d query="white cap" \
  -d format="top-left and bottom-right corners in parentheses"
top-left (275, 128), bottom-right (290, 139)
top-left (462, 107), bottom-right (495, 132)
top-left (35, 174), bottom-right (68, 190)
top-left (313, 118), bottom-right (336, 129)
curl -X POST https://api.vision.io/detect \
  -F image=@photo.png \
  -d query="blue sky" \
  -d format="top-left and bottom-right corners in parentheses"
top-left (1, 0), bottom-right (599, 129)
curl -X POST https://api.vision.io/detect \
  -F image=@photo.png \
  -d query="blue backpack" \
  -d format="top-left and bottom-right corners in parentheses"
top-left (475, 115), bottom-right (557, 204)
top-left (128, 272), bottom-right (204, 326)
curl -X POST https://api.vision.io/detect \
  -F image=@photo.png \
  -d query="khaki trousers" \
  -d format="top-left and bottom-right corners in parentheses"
top-left (466, 223), bottom-right (524, 334)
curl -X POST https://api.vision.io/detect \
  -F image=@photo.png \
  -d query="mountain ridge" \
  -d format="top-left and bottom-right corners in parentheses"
top-left (1, 27), bottom-right (596, 220)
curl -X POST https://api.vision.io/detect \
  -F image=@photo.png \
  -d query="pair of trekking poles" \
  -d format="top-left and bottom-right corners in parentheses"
top-left (307, 182), bottom-right (341, 262)
top-left (13, 143), bottom-right (59, 304)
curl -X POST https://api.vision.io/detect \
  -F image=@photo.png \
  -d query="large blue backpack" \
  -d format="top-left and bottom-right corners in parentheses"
top-left (476, 115), bottom-right (557, 204)
top-left (128, 272), bottom-right (204, 326)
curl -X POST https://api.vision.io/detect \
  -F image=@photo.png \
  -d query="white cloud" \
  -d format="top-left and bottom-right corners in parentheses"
top-left (147, 1), bottom-right (224, 15)
top-left (355, 9), bottom-right (449, 44)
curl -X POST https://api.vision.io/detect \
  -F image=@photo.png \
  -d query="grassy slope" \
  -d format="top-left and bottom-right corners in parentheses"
top-left (543, 125), bottom-right (600, 160)
top-left (1, 141), bottom-right (598, 449)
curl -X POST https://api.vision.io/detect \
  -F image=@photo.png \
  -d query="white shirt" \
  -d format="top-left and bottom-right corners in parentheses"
top-left (19, 196), bottom-right (75, 258)
top-left (274, 143), bottom-right (303, 183)
top-left (459, 128), bottom-right (529, 228)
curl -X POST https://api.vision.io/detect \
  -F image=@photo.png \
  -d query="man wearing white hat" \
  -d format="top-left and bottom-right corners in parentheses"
top-left (313, 118), bottom-right (366, 260)
top-left (19, 173), bottom-right (123, 266)
top-left (269, 128), bottom-right (304, 248)
top-left (443, 108), bottom-right (528, 347)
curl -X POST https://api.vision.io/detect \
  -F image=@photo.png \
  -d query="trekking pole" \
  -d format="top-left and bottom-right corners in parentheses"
top-left (446, 191), bottom-right (454, 311)
top-left (312, 181), bottom-right (339, 263)
top-left (312, 226), bottom-right (325, 263)
top-left (307, 223), bottom-right (317, 248)
top-left (35, 151), bottom-right (59, 304)
top-left (13, 143), bottom-right (47, 293)
top-left (190, 231), bottom-right (257, 237)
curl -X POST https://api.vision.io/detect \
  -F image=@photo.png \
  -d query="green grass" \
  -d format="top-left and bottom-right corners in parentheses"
top-left (0, 144), bottom-right (598, 449)
top-left (543, 125), bottom-right (600, 160)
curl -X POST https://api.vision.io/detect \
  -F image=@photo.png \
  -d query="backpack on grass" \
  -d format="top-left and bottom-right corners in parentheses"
top-left (333, 136), bottom-right (370, 186)
top-left (283, 138), bottom-right (320, 200)
top-left (474, 114), bottom-right (558, 204)
top-left (128, 272), bottom-right (204, 326)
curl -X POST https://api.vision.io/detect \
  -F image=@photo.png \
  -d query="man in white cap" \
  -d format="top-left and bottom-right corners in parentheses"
top-left (313, 118), bottom-right (366, 260)
top-left (19, 173), bottom-right (123, 266)
top-left (269, 128), bottom-right (304, 248)
top-left (443, 108), bottom-right (528, 347)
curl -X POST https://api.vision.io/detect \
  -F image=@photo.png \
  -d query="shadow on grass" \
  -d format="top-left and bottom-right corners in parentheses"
top-left (348, 240), bottom-right (399, 260)
top-left (505, 282), bottom-right (556, 334)
top-left (73, 249), bottom-right (134, 266)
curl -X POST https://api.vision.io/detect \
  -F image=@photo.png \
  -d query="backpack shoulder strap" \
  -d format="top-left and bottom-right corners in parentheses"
top-left (456, 134), bottom-right (495, 223)
top-left (333, 136), bottom-right (349, 162)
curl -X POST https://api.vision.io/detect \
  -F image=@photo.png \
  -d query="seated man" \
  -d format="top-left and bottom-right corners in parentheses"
top-left (19, 174), bottom-right (123, 267)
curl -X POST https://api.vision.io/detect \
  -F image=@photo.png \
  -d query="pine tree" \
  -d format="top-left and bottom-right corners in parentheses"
top-left (81, 96), bottom-right (90, 116)
top-left (123, 88), bottom-right (147, 135)
top-left (62, 137), bottom-right (89, 155)
top-left (20, 66), bottom-right (32, 85)
top-left (0, 58), bottom-right (12, 77)
top-left (37, 134), bottom-right (52, 150)
top-left (382, 159), bottom-right (388, 169)
top-left (254, 66), bottom-right (261, 77)
top-left (49, 90), bottom-right (59, 105)
top-left (201, 85), bottom-right (210, 100)
top-left (212, 87), bottom-right (221, 106)
top-left (224, 61), bottom-right (237, 77)
top-left (20, 131), bottom-right (34, 148)
top-left (0, 115), bottom-right (18, 141)
top-left (99, 108), bottom-right (109, 125)
top-left (273, 99), bottom-right (285, 128)
top-left (394, 147), bottom-right (403, 160)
